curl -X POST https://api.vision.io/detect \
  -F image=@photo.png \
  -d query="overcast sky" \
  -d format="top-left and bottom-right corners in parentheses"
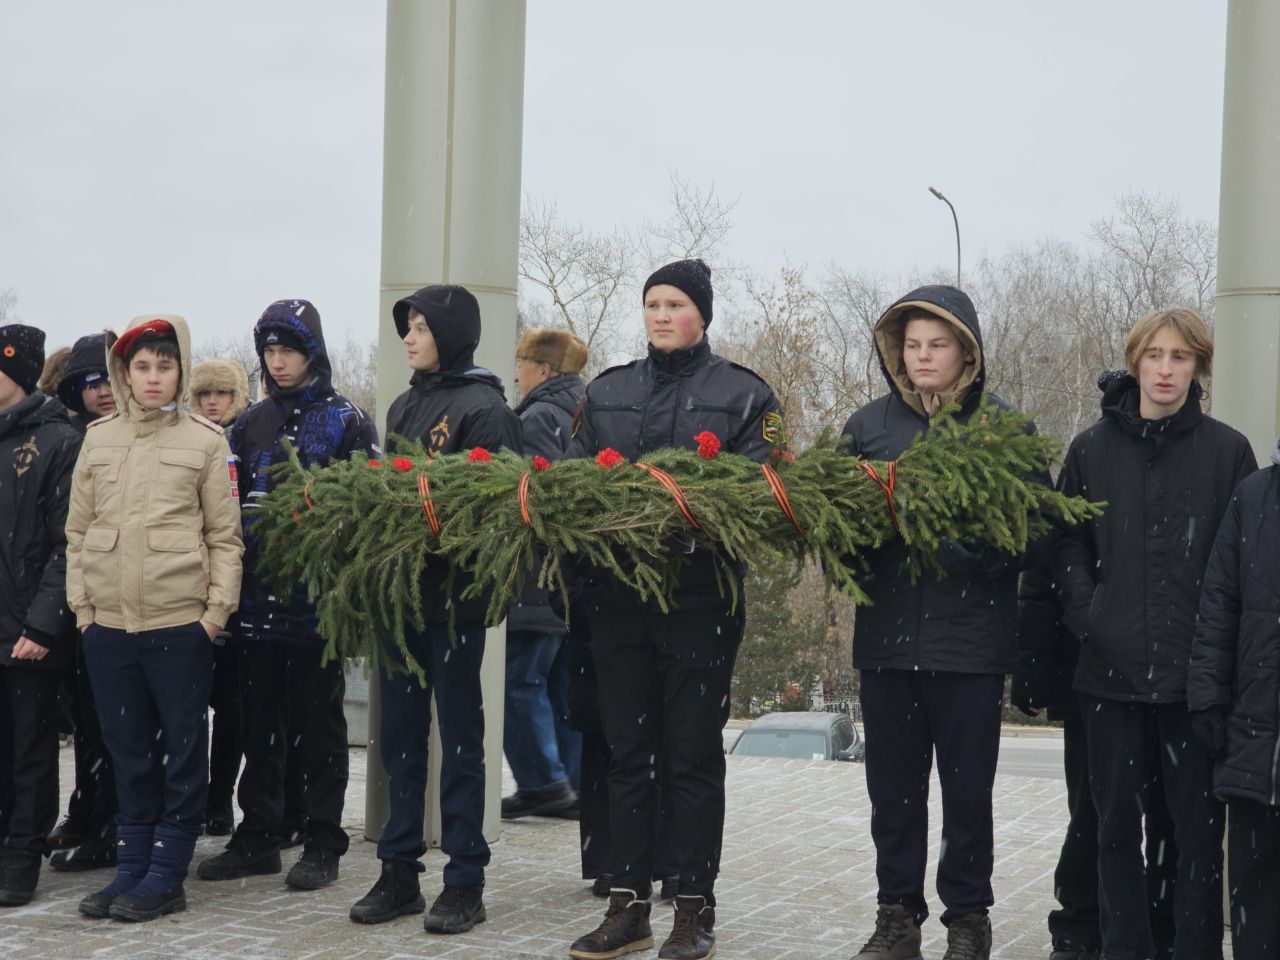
top-left (0, 1), bottom-right (1227, 352)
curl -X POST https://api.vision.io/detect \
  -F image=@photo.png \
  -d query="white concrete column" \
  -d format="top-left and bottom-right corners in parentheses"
top-left (366, 0), bottom-right (527, 846)
top-left (1213, 0), bottom-right (1280, 462)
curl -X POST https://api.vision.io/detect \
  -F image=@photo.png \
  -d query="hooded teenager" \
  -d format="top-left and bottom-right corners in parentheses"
top-left (501, 328), bottom-right (588, 822)
top-left (65, 315), bottom-right (244, 922)
top-left (348, 284), bottom-right (520, 937)
top-left (197, 300), bottom-right (379, 892)
top-left (57, 332), bottom-right (117, 435)
top-left (565, 259), bottom-right (785, 960)
top-left (187, 357), bottom-right (252, 837)
top-left (841, 286), bottom-right (1030, 960)
top-left (45, 331), bottom-right (121, 871)
top-left (1055, 308), bottom-right (1255, 960)
top-left (0, 325), bottom-right (82, 907)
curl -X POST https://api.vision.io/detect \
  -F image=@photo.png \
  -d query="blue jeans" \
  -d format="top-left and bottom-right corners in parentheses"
top-left (504, 630), bottom-right (580, 793)
top-left (377, 623), bottom-right (490, 886)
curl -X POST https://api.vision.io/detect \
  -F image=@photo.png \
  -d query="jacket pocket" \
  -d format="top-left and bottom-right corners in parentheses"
top-left (145, 527), bottom-right (208, 611)
top-left (80, 526), bottom-right (119, 614)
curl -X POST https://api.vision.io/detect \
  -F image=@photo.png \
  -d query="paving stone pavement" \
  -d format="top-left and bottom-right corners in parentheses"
top-left (0, 742), bottom-right (1139, 959)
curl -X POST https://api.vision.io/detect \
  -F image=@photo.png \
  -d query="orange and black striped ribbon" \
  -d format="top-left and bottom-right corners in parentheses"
top-left (858, 460), bottom-right (900, 532)
top-left (417, 473), bottom-right (442, 537)
top-left (760, 463), bottom-right (805, 537)
top-left (635, 461), bottom-right (702, 530)
top-left (517, 470), bottom-right (533, 527)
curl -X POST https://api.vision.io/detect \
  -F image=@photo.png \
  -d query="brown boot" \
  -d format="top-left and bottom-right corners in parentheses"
top-left (569, 889), bottom-right (654, 960)
top-left (852, 903), bottom-right (923, 960)
top-left (658, 895), bottom-right (716, 959)
top-left (942, 912), bottom-right (991, 960)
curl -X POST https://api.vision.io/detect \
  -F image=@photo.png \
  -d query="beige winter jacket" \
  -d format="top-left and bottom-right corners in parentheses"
top-left (65, 314), bottom-right (244, 633)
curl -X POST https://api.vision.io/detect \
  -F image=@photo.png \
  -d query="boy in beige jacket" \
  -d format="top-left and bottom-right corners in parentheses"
top-left (65, 315), bottom-right (243, 923)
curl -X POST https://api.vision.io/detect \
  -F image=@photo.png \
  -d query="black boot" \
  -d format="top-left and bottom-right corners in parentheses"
top-left (203, 802), bottom-right (234, 838)
top-left (50, 822), bottom-right (117, 872)
top-left (569, 890), bottom-right (654, 959)
top-left (1050, 940), bottom-right (1101, 960)
top-left (285, 847), bottom-right (340, 890)
top-left (108, 826), bottom-right (194, 922)
top-left (46, 816), bottom-right (87, 850)
top-left (424, 884), bottom-right (486, 934)
top-left (349, 860), bottom-right (425, 924)
top-left (500, 781), bottom-right (577, 819)
top-left (196, 836), bottom-right (281, 881)
top-left (79, 825), bottom-right (152, 918)
top-left (591, 873), bottom-right (614, 897)
top-left (0, 852), bottom-right (41, 907)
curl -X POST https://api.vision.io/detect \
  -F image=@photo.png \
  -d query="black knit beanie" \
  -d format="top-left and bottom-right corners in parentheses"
top-left (642, 258), bottom-right (714, 328)
top-left (0, 324), bottom-right (46, 395)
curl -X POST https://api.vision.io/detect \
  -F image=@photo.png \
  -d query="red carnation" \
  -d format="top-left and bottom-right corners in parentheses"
top-left (393, 457), bottom-right (414, 472)
top-left (694, 431), bottom-right (721, 459)
top-left (366, 459), bottom-right (383, 468)
top-left (467, 447), bottom-right (493, 463)
top-left (770, 448), bottom-right (795, 467)
top-left (532, 455), bottom-right (552, 472)
top-left (596, 448), bottom-right (625, 469)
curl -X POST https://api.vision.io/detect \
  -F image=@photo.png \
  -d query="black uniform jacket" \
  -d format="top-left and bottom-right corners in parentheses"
top-left (842, 284), bottom-right (1028, 676)
top-left (384, 324), bottom-right (521, 626)
top-left (567, 337), bottom-right (785, 608)
top-left (1055, 373), bottom-right (1256, 703)
top-left (1189, 450), bottom-right (1280, 804)
top-left (0, 392), bottom-right (82, 669)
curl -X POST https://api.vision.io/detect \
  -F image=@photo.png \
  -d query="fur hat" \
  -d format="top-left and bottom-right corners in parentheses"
top-left (188, 358), bottom-right (250, 425)
top-left (515, 328), bottom-right (588, 375)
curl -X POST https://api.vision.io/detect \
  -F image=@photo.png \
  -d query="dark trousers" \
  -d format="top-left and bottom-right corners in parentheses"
top-left (1049, 709), bottom-right (1181, 954)
top-left (0, 677), bottom-right (11, 838)
top-left (588, 601), bottom-right (742, 905)
top-left (83, 622), bottom-right (213, 835)
top-left (377, 623), bottom-right (490, 886)
top-left (65, 638), bottom-right (116, 836)
top-left (0, 666), bottom-right (61, 855)
top-left (207, 641), bottom-right (242, 812)
top-left (234, 643), bottom-right (349, 854)
top-left (859, 669), bottom-right (1004, 925)
top-left (1227, 798), bottom-right (1280, 960)
top-left (1082, 697), bottom-right (1223, 960)
top-left (1049, 710), bottom-right (1101, 948)
top-left (579, 729), bottom-right (677, 882)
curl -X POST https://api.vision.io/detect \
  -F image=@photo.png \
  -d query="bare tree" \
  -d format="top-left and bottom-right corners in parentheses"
top-left (0, 288), bottom-right (18, 325)
top-left (329, 335), bottom-right (379, 421)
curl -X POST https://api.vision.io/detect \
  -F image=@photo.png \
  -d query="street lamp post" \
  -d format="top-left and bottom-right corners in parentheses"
top-left (929, 186), bottom-right (961, 288)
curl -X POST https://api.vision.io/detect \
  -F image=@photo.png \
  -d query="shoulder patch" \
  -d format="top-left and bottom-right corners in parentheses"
top-left (86, 412), bottom-right (119, 429)
top-left (191, 414), bottom-right (225, 434)
top-left (762, 410), bottom-right (786, 446)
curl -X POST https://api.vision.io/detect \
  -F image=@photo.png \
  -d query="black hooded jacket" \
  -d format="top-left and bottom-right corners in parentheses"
top-left (56, 332), bottom-right (111, 429)
top-left (0, 392), bottom-right (82, 669)
top-left (508, 373), bottom-right (585, 633)
top-left (1188, 444), bottom-right (1280, 804)
top-left (1055, 372), bottom-right (1256, 703)
top-left (566, 337), bottom-right (786, 608)
top-left (228, 299), bottom-right (381, 644)
top-left (385, 285), bottom-right (522, 625)
top-left (841, 284), bottom-right (1027, 675)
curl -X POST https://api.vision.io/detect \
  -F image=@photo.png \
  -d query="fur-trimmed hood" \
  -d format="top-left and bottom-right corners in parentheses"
top-left (188, 358), bottom-right (250, 426)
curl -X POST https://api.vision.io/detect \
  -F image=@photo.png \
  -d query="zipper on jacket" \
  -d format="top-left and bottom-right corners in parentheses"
top-left (1184, 489), bottom-right (1193, 560)
top-left (1272, 688), bottom-right (1280, 805)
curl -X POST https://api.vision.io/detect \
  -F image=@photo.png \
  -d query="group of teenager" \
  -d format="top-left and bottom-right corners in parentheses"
top-left (0, 256), bottom-right (1277, 960)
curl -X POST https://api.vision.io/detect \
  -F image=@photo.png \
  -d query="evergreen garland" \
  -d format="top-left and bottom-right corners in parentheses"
top-left (254, 397), bottom-right (1101, 682)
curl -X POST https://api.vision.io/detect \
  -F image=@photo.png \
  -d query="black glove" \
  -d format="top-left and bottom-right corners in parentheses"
top-left (1010, 656), bottom-right (1048, 718)
top-left (1189, 708), bottom-right (1227, 757)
